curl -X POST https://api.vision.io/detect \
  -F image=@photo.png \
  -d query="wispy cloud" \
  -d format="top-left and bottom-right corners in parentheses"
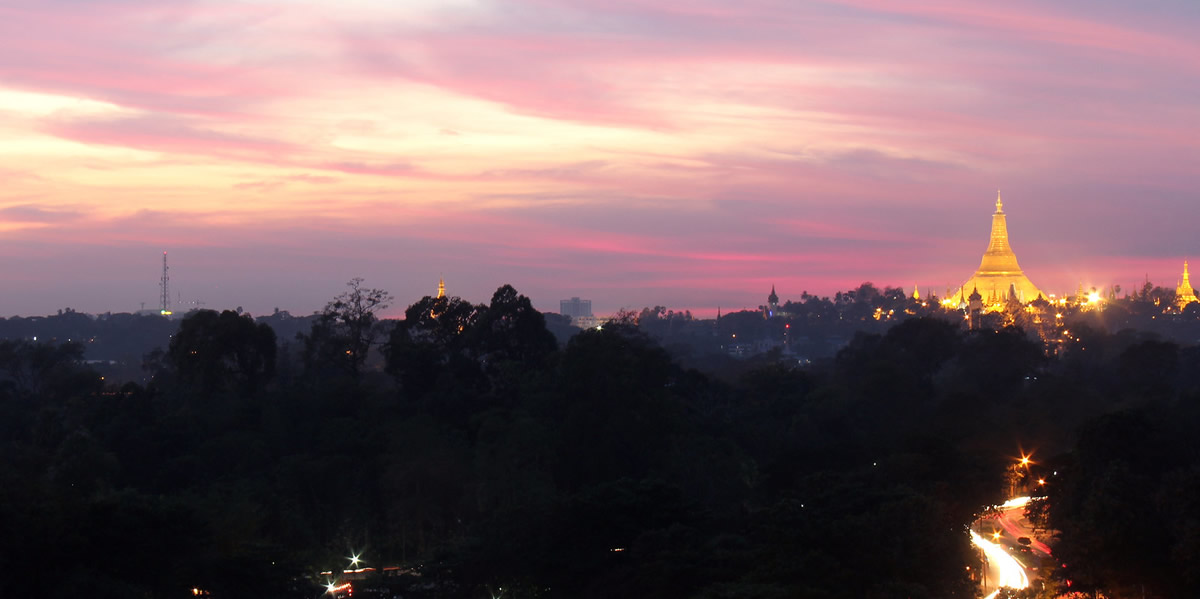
top-left (0, 0), bottom-right (1196, 315)
top-left (41, 114), bottom-right (298, 157)
top-left (0, 203), bottom-right (84, 223)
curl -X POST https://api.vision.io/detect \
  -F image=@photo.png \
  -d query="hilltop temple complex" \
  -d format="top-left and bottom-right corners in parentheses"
top-left (954, 192), bottom-right (1045, 305)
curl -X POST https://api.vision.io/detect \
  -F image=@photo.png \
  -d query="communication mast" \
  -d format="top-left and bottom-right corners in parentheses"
top-left (160, 251), bottom-right (173, 316)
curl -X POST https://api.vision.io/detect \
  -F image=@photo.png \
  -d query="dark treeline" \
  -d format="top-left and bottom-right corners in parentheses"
top-left (0, 307), bottom-right (316, 385)
top-left (0, 282), bottom-right (1197, 598)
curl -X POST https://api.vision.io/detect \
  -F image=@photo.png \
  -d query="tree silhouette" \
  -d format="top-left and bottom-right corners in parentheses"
top-left (168, 309), bottom-right (276, 394)
top-left (300, 278), bottom-right (393, 379)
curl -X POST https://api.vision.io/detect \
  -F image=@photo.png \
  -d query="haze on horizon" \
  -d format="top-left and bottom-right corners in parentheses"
top-left (1, 0), bottom-right (1197, 318)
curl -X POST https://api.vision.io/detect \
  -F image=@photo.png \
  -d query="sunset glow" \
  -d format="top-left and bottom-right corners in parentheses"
top-left (1, 0), bottom-right (1197, 316)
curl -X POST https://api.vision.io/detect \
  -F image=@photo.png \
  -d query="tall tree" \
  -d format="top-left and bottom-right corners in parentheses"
top-left (470, 284), bottom-right (557, 366)
top-left (300, 278), bottom-right (393, 379)
top-left (168, 309), bottom-right (276, 394)
top-left (385, 294), bottom-right (483, 401)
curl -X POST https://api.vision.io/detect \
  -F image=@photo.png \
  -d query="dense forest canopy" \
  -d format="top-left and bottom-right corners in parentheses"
top-left (0, 283), bottom-right (1197, 598)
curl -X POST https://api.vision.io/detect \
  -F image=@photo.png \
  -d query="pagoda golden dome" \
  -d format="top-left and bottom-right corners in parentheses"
top-left (956, 192), bottom-right (1044, 304)
top-left (1177, 261), bottom-right (1198, 310)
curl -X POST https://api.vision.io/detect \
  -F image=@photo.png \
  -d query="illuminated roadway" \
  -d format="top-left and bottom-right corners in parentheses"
top-left (972, 496), bottom-right (1051, 597)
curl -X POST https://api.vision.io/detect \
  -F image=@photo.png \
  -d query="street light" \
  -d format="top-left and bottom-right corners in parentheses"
top-left (1008, 453), bottom-right (1033, 497)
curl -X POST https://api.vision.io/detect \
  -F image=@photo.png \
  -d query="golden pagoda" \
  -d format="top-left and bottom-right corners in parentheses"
top-left (1177, 261), bottom-right (1198, 310)
top-left (955, 192), bottom-right (1044, 304)
top-left (430, 277), bottom-right (447, 318)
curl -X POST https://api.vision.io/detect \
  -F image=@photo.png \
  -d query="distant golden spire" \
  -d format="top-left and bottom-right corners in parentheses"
top-left (430, 277), bottom-right (448, 319)
top-left (912, 284), bottom-right (920, 300)
top-left (1177, 260), bottom-right (1198, 310)
top-left (982, 195), bottom-right (1015, 268)
top-left (956, 192), bottom-right (1044, 304)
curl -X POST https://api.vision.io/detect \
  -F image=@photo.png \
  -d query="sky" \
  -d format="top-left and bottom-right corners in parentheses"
top-left (0, 0), bottom-right (1197, 318)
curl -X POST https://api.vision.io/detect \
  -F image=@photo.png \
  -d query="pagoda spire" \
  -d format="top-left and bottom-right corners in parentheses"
top-left (1177, 260), bottom-right (1198, 310)
top-left (956, 192), bottom-right (1044, 304)
top-left (985, 195), bottom-right (1012, 256)
top-left (437, 277), bottom-right (446, 299)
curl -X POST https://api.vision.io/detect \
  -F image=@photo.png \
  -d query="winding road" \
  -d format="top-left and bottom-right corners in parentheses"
top-left (971, 496), bottom-right (1052, 597)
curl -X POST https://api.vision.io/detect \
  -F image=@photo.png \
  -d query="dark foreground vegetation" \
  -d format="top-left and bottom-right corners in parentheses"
top-left (1, 283), bottom-right (1198, 598)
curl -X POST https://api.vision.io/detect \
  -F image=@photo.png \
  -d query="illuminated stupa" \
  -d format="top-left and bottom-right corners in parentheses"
top-left (1177, 261), bottom-right (1198, 310)
top-left (955, 192), bottom-right (1044, 304)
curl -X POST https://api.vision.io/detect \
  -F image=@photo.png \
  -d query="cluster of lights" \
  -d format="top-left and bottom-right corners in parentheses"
top-left (323, 553), bottom-right (366, 595)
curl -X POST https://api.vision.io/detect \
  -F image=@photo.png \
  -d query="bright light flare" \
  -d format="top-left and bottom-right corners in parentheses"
top-left (998, 496), bottom-right (1032, 510)
top-left (970, 530), bottom-right (1029, 590)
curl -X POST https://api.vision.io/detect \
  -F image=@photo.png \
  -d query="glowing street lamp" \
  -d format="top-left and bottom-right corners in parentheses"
top-left (1008, 454), bottom-right (1033, 497)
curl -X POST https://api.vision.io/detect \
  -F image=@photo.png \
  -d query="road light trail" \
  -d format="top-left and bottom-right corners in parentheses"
top-left (993, 496), bottom-right (1053, 555)
top-left (998, 496), bottom-right (1031, 510)
top-left (970, 530), bottom-right (1030, 590)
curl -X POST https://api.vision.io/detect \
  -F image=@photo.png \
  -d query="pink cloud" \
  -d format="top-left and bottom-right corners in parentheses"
top-left (0, 203), bottom-right (85, 223)
top-left (283, 173), bottom-right (340, 184)
top-left (42, 114), bottom-right (298, 157)
top-left (0, 0), bottom-right (1197, 316)
top-left (0, 2), bottom-right (305, 117)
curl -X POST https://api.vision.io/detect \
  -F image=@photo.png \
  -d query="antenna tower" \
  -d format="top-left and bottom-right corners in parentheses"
top-left (160, 251), bottom-right (172, 315)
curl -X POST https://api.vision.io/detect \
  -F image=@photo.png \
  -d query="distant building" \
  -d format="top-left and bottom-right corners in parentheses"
top-left (430, 277), bottom-right (447, 318)
top-left (1177, 261), bottom-right (1198, 310)
top-left (560, 297), bottom-right (593, 324)
top-left (761, 285), bottom-right (790, 319)
top-left (953, 192), bottom-right (1045, 305)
